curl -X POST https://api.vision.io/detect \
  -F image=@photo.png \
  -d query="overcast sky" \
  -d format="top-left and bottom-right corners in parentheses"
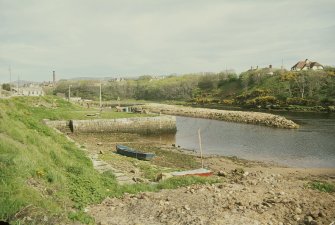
top-left (0, 0), bottom-right (334, 82)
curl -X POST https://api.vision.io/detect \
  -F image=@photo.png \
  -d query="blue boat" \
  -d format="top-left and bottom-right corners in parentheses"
top-left (116, 144), bottom-right (155, 161)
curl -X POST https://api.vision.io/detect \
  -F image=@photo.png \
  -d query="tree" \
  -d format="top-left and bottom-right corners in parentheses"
top-left (2, 83), bottom-right (11, 91)
top-left (198, 76), bottom-right (214, 90)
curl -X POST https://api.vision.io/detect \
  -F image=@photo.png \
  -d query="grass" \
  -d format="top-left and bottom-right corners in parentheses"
top-left (308, 181), bottom-right (335, 193)
top-left (0, 96), bottom-right (216, 224)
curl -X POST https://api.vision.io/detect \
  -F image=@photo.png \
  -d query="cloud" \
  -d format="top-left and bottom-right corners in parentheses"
top-left (0, 0), bottom-right (334, 82)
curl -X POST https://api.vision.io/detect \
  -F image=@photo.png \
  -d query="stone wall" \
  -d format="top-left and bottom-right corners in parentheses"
top-left (69, 116), bottom-right (176, 134)
top-left (43, 119), bottom-right (70, 131)
top-left (135, 104), bottom-right (299, 129)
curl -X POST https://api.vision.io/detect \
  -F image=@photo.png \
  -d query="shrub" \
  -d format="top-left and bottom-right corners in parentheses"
top-left (221, 99), bottom-right (234, 105)
top-left (246, 96), bottom-right (277, 107)
top-left (286, 97), bottom-right (316, 106)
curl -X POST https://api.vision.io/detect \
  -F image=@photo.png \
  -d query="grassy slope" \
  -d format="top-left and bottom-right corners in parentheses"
top-left (0, 96), bottom-right (214, 224)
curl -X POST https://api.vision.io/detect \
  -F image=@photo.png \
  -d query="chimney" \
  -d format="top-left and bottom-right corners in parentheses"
top-left (269, 64), bottom-right (272, 69)
top-left (251, 66), bottom-right (253, 70)
top-left (256, 65), bottom-right (258, 69)
top-left (53, 71), bottom-right (56, 85)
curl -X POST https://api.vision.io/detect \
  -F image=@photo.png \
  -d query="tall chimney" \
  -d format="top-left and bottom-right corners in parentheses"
top-left (53, 71), bottom-right (56, 85)
top-left (269, 64), bottom-right (272, 69)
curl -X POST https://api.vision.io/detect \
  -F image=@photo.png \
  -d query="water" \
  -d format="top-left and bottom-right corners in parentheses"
top-left (171, 112), bottom-right (335, 168)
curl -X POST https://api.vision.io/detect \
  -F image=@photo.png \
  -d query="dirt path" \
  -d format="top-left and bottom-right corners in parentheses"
top-left (68, 133), bottom-right (335, 225)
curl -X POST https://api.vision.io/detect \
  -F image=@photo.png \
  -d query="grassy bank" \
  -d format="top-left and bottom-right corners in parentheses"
top-left (0, 96), bottom-right (215, 224)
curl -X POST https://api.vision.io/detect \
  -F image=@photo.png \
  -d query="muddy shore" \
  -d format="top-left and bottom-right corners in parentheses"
top-left (67, 132), bottom-right (335, 225)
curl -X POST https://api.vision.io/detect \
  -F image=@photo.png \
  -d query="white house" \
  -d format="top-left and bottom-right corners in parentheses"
top-left (291, 59), bottom-right (324, 71)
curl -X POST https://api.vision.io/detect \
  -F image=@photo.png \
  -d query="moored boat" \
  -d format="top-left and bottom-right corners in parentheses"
top-left (116, 144), bottom-right (155, 161)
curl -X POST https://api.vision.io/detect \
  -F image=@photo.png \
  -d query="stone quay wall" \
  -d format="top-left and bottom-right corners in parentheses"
top-left (136, 104), bottom-right (299, 129)
top-left (43, 119), bottom-right (70, 131)
top-left (69, 116), bottom-right (176, 134)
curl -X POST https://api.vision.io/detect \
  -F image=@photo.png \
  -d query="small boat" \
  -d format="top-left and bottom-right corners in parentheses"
top-left (116, 144), bottom-right (155, 161)
top-left (170, 168), bottom-right (213, 177)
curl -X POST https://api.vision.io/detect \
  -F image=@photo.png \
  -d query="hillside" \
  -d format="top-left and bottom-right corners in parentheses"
top-left (0, 97), bottom-right (211, 224)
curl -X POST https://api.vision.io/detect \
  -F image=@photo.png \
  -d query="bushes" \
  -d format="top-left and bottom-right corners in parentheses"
top-left (246, 96), bottom-right (277, 107)
top-left (286, 97), bottom-right (316, 106)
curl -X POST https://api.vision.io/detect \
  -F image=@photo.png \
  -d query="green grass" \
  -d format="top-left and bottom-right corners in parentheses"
top-left (0, 96), bottom-right (216, 224)
top-left (308, 181), bottom-right (335, 193)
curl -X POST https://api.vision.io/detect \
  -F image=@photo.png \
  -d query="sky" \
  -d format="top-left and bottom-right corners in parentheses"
top-left (0, 0), bottom-right (334, 82)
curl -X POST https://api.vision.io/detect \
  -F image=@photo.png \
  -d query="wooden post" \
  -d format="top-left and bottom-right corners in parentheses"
top-left (198, 128), bottom-right (204, 168)
top-left (99, 82), bottom-right (102, 109)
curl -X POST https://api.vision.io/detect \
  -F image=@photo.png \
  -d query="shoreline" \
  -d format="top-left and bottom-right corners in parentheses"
top-left (68, 132), bottom-right (335, 176)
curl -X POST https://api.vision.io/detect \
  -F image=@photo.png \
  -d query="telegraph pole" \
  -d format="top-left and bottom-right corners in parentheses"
top-left (17, 75), bottom-right (20, 95)
top-left (68, 85), bottom-right (72, 101)
top-left (99, 81), bottom-right (102, 109)
top-left (9, 65), bottom-right (12, 94)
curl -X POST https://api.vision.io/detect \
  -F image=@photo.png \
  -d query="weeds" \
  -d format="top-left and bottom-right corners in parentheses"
top-left (308, 181), bottom-right (335, 193)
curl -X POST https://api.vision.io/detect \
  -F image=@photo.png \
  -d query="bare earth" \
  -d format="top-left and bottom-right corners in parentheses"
top-left (69, 133), bottom-right (335, 225)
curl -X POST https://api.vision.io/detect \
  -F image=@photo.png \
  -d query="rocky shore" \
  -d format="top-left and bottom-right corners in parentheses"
top-left (87, 152), bottom-right (335, 225)
top-left (68, 132), bottom-right (334, 225)
top-left (136, 103), bottom-right (299, 129)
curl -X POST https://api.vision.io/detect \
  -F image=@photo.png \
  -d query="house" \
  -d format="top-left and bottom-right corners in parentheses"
top-left (291, 59), bottom-right (324, 71)
top-left (247, 65), bottom-right (276, 75)
top-left (12, 84), bottom-right (44, 96)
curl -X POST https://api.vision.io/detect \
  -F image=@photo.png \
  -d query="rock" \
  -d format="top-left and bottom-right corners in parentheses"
top-left (156, 173), bottom-right (173, 181)
top-left (218, 171), bottom-right (227, 177)
top-left (97, 142), bottom-right (103, 146)
top-left (295, 207), bottom-right (302, 214)
top-left (310, 210), bottom-right (320, 219)
top-left (184, 205), bottom-right (190, 211)
top-left (278, 222), bottom-right (284, 225)
top-left (309, 221), bottom-right (318, 225)
top-left (317, 211), bottom-right (325, 217)
top-left (132, 177), bottom-right (144, 183)
top-left (243, 171), bottom-right (249, 177)
top-left (293, 215), bottom-right (300, 221)
top-left (306, 215), bottom-right (313, 221)
top-left (218, 184), bottom-right (225, 189)
top-left (99, 150), bottom-right (104, 154)
top-left (130, 168), bottom-right (139, 174)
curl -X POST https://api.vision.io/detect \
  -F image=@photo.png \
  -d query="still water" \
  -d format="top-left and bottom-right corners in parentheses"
top-left (172, 112), bottom-right (335, 168)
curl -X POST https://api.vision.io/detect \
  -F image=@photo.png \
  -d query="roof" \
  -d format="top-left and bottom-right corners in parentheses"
top-left (291, 59), bottom-right (323, 70)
